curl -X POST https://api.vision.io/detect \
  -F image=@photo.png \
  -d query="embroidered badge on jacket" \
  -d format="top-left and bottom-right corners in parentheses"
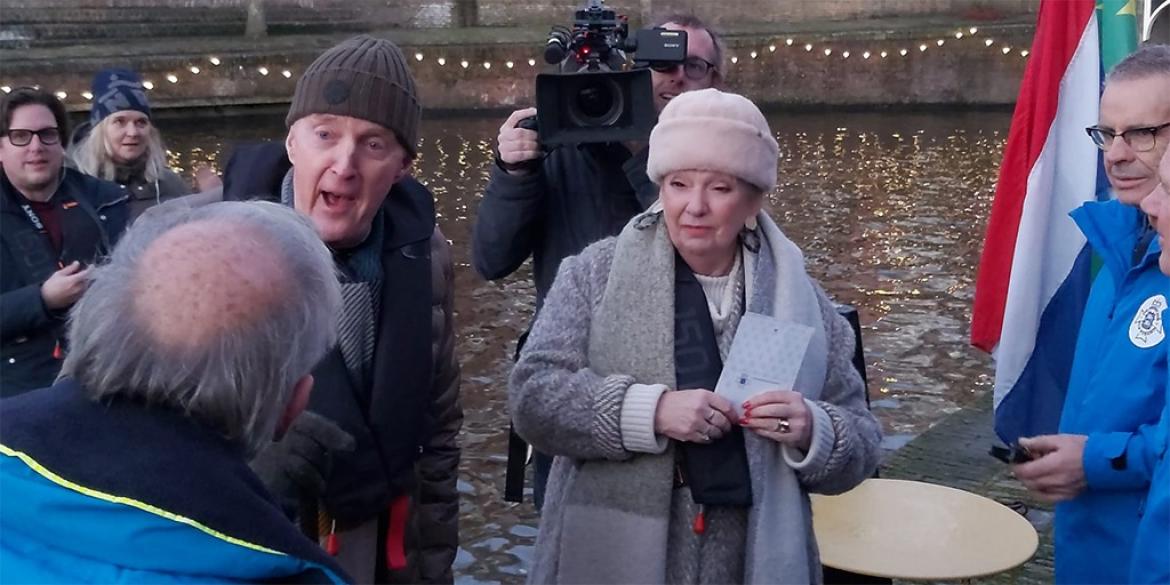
top-left (1130, 294), bottom-right (1167, 349)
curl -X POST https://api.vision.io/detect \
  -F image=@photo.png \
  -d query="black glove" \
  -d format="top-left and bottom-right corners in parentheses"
top-left (249, 411), bottom-right (356, 504)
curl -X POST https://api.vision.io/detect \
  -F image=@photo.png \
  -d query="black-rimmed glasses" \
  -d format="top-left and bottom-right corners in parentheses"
top-left (648, 57), bottom-right (718, 81)
top-left (1085, 122), bottom-right (1170, 153)
top-left (4, 128), bottom-right (61, 147)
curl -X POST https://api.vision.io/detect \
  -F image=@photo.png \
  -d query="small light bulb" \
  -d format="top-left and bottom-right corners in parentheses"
top-left (919, 44), bottom-right (928, 52)
top-left (804, 43), bottom-right (813, 52)
top-left (55, 91), bottom-right (67, 100)
top-left (1, 86), bottom-right (10, 94)
top-left (824, 48), bottom-right (832, 56)
top-left (936, 39), bottom-right (945, 46)
top-left (768, 45), bottom-right (776, 52)
top-left (970, 27), bottom-right (978, 34)
top-left (899, 49), bottom-right (908, 56)
top-left (863, 51), bottom-right (871, 59)
top-left (985, 38), bottom-right (994, 47)
top-left (415, 52), bottom-right (424, 61)
top-left (143, 81), bottom-right (155, 90)
top-left (1002, 46), bottom-right (1012, 54)
top-left (786, 38), bottom-right (793, 46)
top-left (438, 57), bottom-right (447, 66)
top-left (880, 51), bottom-right (888, 58)
top-left (189, 66), bottom-right (200, 74)
top-left (955, 32), bottom-right (963, 39)
top-left (82, 91), bottom-right (93, 100)
top-left (750, 51), bottom-right (758, 59)
top-left (258, 66), bottom-right (269, 75)
top-left (282, 69), bottom-right (292, 78)
top-left (528, 58), bottom-right (536, 66)
top-left (209, 56), bottom-right (221, 66)
top-left (505, 60), bottom-right (514, 69)
top-left (842, 50), bottom-right (850, 58)
top-left (483, 61), bottom-right (491, 69)
top-left (166, 74), bottom-right (179, 83)
top-left (731, 56), bottom-right (739, 64)
top-left (460, 60), bottom-right (469, 68)
top-left (1020, 49), bottom-right (1029, 57)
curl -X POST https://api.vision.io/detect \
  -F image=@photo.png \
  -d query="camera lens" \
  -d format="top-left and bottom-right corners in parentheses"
top-left (568, 77), bottom-right (623, 127)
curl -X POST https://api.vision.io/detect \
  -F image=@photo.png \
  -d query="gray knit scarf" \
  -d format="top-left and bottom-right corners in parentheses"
top-left (555, 208), bottom-right (828, 584)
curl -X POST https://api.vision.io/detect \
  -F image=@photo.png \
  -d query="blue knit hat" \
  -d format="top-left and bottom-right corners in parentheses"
top-left (90, 68), bottom-right (151, 125)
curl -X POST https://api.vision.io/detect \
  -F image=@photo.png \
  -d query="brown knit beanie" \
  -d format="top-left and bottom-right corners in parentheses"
top-left (647, 88), bottom-right (778, 193)
top-left (287, 35), bottom-right (421, 156)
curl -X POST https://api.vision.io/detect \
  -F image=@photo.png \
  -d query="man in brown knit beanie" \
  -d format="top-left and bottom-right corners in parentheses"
top-left (217, 34), bottom-right (462, 584)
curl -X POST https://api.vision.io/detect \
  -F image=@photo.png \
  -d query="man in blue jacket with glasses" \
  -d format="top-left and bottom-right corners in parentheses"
top-left (1013, 44), bottom-right (1170, 584)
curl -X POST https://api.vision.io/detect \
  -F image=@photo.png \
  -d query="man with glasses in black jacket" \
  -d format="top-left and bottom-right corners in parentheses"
top-left (0, 87), bottom-right (128, 396)
top-left (473, 14), bottom-right (725, 510)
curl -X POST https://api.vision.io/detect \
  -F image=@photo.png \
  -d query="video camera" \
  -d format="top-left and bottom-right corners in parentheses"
top-left (531, 0), bottom-right (688, 145)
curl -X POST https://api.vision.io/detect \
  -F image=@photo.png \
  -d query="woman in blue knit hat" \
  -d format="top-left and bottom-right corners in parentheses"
top-left (70, 68), bottom-right (194, 219)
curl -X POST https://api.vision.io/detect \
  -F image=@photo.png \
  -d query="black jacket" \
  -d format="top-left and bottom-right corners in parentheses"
top-left (472, 142), bottom-right (658, 308)
top-left (0, 168), bottom-right (128, 396)
top-left (223, 143), bottom-right (462, 583)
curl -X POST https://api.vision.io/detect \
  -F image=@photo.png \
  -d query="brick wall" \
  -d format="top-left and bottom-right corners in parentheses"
top-left (643, 0), bottom-right (1037, 26)
top-left (1, 0), bottom-right (1039, 32)
top-left (1, 24), bottom-right (1031, 112)
top-left (472, 0), bottom-right (1037, 27)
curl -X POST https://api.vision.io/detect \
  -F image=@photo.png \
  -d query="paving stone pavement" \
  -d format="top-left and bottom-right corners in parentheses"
top-left (879, 396), bottom-right (1055, 585)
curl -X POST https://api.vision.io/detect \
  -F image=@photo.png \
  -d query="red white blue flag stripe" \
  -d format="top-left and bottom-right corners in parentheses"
top-left (971, 0), bottom-right (1102, 443)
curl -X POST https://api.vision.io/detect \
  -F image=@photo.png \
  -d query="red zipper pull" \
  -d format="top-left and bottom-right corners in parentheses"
top-left (324, 519), bottom-right (339, 556)
top-left (52, 341), bottom-right (63, 360)
top-left (692, 505), bottom-right (706, 535)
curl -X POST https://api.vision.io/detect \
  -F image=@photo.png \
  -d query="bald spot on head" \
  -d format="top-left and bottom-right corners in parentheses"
top-left (133, 219), bottom-right (290, 349)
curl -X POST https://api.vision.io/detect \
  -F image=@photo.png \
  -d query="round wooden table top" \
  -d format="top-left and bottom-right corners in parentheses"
top-left (810, 478), bottom-right (1039, 581)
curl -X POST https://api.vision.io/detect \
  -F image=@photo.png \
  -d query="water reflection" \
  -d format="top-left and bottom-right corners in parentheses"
top-left (158, 109), bottom-right (1009, 583)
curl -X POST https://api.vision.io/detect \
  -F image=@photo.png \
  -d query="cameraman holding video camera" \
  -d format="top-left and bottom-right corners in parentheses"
top-left (473, 11), bottom-right (726, 509)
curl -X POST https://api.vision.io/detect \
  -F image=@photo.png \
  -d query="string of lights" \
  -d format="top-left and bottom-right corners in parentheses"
top-left (0, 26), bottom-right (1030, 103)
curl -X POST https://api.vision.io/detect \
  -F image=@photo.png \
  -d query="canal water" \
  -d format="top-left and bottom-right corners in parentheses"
top-left (159, 109), bottom-right (1011, 584)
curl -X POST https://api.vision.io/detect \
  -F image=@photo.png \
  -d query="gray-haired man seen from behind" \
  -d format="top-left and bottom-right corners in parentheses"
top-left (0, 200), bottom-right (351, 583)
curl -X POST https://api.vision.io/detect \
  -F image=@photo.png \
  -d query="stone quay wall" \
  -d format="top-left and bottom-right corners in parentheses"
top-left (1, 1), bottom-right (1038, 35)
top-left (0, 0), bottom-right (1036, 112)
top-left (0, 22), bottom-right (1034, 114)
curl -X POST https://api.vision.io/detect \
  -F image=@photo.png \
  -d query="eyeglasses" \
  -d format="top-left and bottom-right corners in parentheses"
top-left (1085, 122), bottom-right (1170, 153)
top-left (4, 128), bottom-right (61, 147)
top-left (649, 57), bottom-right (717, 81)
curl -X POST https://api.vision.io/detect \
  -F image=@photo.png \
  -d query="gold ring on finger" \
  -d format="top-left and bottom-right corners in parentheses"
top-left (777, 418), bottom-right (791, 434)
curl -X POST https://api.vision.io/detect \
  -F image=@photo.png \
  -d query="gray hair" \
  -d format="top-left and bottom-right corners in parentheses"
top-left (61, 200), bottom-right (341, 455)
top-left (652, 13), bottom-right (727, 76)
top-left (70, 115), bottom-right (171, 184)
top-left (1107, 43), bottom-right (1170, 83)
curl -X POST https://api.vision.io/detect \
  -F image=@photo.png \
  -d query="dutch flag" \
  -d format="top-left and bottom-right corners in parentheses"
top-left (971, 0), bottom-right (1108, 443)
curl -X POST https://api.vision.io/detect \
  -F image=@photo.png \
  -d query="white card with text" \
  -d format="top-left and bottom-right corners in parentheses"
top-left (715, 312), bottom-right (814, 417)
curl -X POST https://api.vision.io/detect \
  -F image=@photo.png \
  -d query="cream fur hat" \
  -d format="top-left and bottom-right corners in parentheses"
top-left (646, 88), bottom-right (779, 193)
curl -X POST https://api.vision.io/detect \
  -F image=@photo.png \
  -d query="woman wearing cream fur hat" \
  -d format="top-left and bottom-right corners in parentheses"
top-left (509, 88), bottom-right (882, 584)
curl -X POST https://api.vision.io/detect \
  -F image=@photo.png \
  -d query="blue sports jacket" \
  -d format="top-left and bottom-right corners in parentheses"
top-left (1129, 349), bottom-right (1170, 583)
top-left (0, 379), bottom-right (349, 583)
top-left (1057, 199), bottom-right (1169, 583)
